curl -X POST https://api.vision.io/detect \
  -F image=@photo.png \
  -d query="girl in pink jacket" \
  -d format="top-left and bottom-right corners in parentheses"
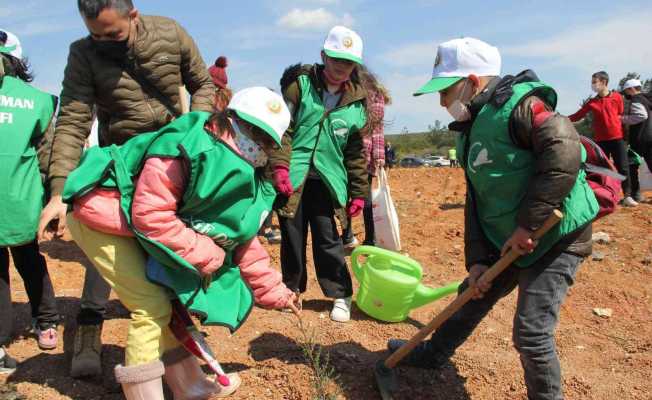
top-left (65, 87), bottom-right (299, 400)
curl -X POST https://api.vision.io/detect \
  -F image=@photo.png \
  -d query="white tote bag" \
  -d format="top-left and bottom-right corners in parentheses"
top-left (372, 168), bottom-right (401, 251)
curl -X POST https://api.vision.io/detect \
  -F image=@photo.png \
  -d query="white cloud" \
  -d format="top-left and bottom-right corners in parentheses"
top-left (383, 72), bottom-right (451, 132)
top-left (503, 11), bottom-right (652, 76)
top-left (277, 8), bottom-right (355, 31)
top-left (379, 41), bottom-right (438, 68)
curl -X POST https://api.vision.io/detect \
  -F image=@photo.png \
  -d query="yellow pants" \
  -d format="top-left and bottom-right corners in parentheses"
top-left (67, 214), bottom-right (179, 366)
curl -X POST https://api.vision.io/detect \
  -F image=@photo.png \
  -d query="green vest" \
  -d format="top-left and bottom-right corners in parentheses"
top-left (289, 75), bottom-right (367, 207)
top-left (63, 112), bottom-right (277, 331)
top-left (457, 82), bottom-right (598, 267)
top-left (0, 76), bottom-right (56, 246)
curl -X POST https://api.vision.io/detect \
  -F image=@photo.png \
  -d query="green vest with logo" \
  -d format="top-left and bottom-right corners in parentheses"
top-left (63, 112), bottom-right (277, 331)
top-left (289, 75), bottom-right (367, 207)
top-left (0, 76), bottom-right (56, 246)
top-left (457, 82), bottom-right (598, 267)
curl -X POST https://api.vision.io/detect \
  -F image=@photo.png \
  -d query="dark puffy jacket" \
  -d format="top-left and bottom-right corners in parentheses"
top-left (453, 71), bottom-right (592, 269)
top-left (48, 15), bottom-right (216, 195)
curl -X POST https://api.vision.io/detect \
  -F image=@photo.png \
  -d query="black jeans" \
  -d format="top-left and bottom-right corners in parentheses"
top-left (0, 240), bottom-right (59, 345)
top-left (423, 251), bottom-right (582, 400)
top-left (343, 174), bottom-right (375, 245)
top-left (279, 178), bottom-right (353, 298)
top-left (598, 139), bottom-right (631, 196)
top-left (77, 261), bottom-right (111, 325)
top-left (628, 135), bottom-right (652, 198)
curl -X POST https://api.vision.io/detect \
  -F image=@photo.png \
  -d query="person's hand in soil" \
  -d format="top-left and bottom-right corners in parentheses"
top-left (286, 292), bottom-right (302, 317)
top-left (38, 195), bottom-right (68, 241)
top-left (468, 264), bottom-right (490, 300)
top-left (501, 226), bottom-right (537, 256)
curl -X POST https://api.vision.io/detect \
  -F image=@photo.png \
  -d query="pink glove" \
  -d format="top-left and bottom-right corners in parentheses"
top-left (273, 165), bottom-right (294, 197)
top-left (347, 198), bottom-right (365, 217)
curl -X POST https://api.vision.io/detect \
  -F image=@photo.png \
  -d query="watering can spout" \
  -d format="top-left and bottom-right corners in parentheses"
top-left (410, 281), bottom-right (460, 310)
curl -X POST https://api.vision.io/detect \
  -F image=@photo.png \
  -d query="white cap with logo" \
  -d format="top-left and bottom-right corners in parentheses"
top-left (414, 37), bottom-right (501, 96)
top-left (623, 79), bottom-right (642, 90)
top-left (0, 30), bottom-right (22, 59)
top-left (323, 25), bottom-right (363, 65)
top-left (227, 87), bottom-right (291, 147)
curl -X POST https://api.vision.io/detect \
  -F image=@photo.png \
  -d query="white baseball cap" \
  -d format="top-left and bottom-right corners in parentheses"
top-left (228, 87), bottom-right (291, 147)
top-left (623, 79), bottom-right (642, 90)
top-left (0, 30), bottom-right (22, 59)
top-left (323, 25), bottom-right (363, 65)
top-left (414, 37), bottom-right (501, 96)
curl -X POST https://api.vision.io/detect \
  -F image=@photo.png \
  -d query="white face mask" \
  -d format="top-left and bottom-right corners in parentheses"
top-left (446, 80), bottom-right (473, 122)
top-left (232, 120), bottom-right (269, 168)
top-left (591, 83), bottom-right (600, 93)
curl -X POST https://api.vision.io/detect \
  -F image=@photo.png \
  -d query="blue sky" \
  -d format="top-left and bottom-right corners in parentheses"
top-left (3, 0), bottom-right (651, 133)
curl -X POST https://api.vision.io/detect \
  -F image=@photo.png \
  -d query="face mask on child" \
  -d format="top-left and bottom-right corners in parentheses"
top-left (232, 120), bottom-right (269, 168)
top-left (446, 80), bottom-right (473, 122)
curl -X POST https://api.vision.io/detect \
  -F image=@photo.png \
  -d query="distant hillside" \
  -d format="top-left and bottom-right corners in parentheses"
top-left (385, 130), bottom-right (457, 158)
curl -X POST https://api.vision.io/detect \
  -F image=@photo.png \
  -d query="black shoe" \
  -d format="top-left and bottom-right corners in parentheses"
top-left (387, 339), bottom-right (441, 369)
top-left (0, 350), bottom-right (17, 374)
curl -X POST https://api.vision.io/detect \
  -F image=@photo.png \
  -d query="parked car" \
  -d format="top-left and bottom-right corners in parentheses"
top-left (423, 155), bottom-right (451, 167)
top-left (399, 157), bottom-right (426, 168)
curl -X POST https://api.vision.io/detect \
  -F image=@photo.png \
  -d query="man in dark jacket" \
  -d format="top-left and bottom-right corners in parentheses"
top-left (37, 0), bottom-right (215, 378)
top-left (388, 38), bottom-right (598, 400)
top-left (622, 79), bottom-right (652, 202)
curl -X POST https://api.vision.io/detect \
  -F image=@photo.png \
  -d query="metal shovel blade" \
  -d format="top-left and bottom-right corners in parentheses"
top-left (374, 360), bottom-right (397, 400)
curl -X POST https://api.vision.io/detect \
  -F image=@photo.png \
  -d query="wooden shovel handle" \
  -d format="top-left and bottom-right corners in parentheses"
top-left (384, 209), bottom-right (563, 369)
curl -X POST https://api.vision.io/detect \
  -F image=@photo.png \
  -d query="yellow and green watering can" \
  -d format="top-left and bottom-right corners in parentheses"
top-left (351, 246), bottom-right (460, 323)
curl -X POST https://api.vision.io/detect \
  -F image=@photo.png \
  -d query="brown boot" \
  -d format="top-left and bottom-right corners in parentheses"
top-left (70, 324), bottom-right (102, 378)
top-left (114, 361), bottom-right (165, 400)
top-left (163, 348), bottom-right (241, 399)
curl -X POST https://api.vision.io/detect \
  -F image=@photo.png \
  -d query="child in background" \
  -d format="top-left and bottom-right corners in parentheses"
top-left (570, 71), bottom-right (635, 206)
top-left (0, 31), bottom-right (60, 374)
top-left (342, 65), bottom-right (391, 249)
top-left (270, 26), bottom-right (370, 323)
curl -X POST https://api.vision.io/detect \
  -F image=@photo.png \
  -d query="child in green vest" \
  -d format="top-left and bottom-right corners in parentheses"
top-left (270, 26), bottom-right (370, 323)
top-left (63, 87), bottom-right (300, 400)
top-left (0, 30), bottom-right (60, 373)
top-left (387, 38), bottom-right (598, 400)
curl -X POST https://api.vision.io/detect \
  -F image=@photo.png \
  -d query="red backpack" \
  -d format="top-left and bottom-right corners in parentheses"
top-left (580, 136), bottom-right (623, 220)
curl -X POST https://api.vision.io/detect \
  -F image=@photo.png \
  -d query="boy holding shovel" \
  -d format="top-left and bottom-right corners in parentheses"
top-left (387, 38), bottom-right (599, 400)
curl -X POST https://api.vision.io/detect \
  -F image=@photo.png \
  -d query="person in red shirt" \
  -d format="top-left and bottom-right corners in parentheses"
top-left (569, 71), bottom-right (636, 206)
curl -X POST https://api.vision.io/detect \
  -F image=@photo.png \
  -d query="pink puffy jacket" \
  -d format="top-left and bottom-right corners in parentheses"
top-left (73, 135), bottom-right (292, 310)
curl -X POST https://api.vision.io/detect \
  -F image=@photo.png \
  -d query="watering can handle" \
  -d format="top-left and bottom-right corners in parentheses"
top-left (351, 245), bottom-right (422, 281)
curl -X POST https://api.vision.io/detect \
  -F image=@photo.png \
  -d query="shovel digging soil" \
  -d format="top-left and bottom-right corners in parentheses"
top-left (374, 210), bottom-right (563, 400)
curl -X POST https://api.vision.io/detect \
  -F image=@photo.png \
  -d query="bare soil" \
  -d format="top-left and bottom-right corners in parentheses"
top-left (1, 168), bottom-right (651, 399)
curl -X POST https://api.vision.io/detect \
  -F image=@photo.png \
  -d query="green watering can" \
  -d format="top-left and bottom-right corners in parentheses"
top-left (351, 246), bottom-right (460, 323)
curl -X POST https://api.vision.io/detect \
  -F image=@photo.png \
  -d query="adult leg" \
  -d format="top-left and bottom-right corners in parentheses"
top-left (279, 191), bottom-right (310, 293)
top-left (362, 174), bottom-right (376, 245)
top-left (513, 251), bottom-right (582, 400)
top-left (306, 179), bottom-right (353, 299)
top-left (341, 216), bottom-right (355, 245)
top-left (629, 163), bottom-right (641, 201)
top-left (388, 267), bottom-right (519, 368)
top-left (78, 259), bottom-right (111, 325)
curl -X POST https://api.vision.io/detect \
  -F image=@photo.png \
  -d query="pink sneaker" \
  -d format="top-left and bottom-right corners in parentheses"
top-left (37, 327), bottom-right (58, 350)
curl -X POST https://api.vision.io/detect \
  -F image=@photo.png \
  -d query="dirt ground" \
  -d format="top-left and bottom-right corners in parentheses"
top-left (1, 168), bottom-right (651, 400)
